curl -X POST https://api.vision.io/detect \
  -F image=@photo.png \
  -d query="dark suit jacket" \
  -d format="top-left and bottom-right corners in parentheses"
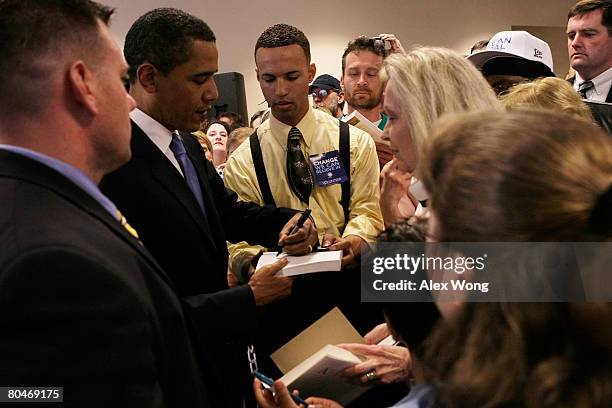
top-left (568, 76), bottom-right (612, 135)
top-left (0, 151), bottom-right (209, 407)
top-left (100, 122), bottom-right (296, 406)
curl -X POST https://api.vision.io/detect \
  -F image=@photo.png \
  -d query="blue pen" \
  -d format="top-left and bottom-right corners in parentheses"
top-left (253, 370), bottom-right (309, 407)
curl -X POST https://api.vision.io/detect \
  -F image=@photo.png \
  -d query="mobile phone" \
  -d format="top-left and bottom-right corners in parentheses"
top-left (253, 371), bottom-right (309, 407)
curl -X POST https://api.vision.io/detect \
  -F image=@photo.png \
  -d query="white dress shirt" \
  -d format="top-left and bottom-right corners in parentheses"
top-left (574, 66), bottom-right (612, 102)
top-left (130, 108), bottom-right (184, 176)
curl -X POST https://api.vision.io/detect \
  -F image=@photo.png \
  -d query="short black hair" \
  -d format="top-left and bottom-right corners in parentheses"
top-left (124, 8), bottom-right (216, 83)
top-left (0, 0), bottom-right (113, 116)
top-left (254, 24), bottom-right (310, 62)
top-left (342, 36), bottom-right (388, 73)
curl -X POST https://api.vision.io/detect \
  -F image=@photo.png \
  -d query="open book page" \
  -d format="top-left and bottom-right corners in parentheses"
top-left (377, 334), bottom-right (396, 346)
top-left (271, 307), bottom-right (365, 374)
top-left (279, 344), bottom-right (369, 405)
top-left (341, 110), bottom-right (388, 145)
top-left (255, 251), bottom-right (342, 277)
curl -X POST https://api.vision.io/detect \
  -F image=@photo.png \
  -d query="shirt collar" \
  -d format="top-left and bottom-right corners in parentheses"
top-left (575, 67), bottom-right (612, 93)
top-left (269, 105), bottom-right (316, 148)
top-left (130, 108), bottom-right (174, 153)
top-left (0, 144), bottom-right (118, 218)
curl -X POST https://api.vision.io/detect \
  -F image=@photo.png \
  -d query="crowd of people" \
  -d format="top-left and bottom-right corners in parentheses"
top-left (1, 0), bottom-right (611, 407)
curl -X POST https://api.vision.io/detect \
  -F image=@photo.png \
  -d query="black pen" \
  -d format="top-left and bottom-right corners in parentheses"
top-left (253, 370), bottom-right (309, 407)
top-left (277, 209), bottom-right (312, 256)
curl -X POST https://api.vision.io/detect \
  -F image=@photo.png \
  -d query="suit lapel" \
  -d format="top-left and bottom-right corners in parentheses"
top-left (180, 132), bottom-right (225, 245)
top-left (0, 151), bottom-right (176, 289)
top-left (130, 123), bottom-right (217, 250)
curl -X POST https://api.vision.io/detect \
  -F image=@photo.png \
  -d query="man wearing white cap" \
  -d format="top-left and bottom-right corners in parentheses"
top-left (567, 0), bottom-right (612, 102)
top-left (468, 30), bottom-right (555, 94)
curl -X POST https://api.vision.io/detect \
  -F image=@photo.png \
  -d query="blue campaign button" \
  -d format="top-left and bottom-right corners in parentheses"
top-left (309, 150), bottom-right (348, 187)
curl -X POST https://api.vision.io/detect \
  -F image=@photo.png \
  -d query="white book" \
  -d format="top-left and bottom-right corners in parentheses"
top-left (256, 251), bottom-right (342, 277)
top-left (341, 110), bottom-right (388, 145)
top-left (279, 344), bottom-right (369, 405)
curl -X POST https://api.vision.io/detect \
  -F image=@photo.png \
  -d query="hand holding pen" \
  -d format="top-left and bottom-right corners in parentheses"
top-left (277, 209), bottom-right (318, 256)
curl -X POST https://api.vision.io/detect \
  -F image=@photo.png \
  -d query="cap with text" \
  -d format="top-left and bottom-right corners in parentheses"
top-left (467, 31), bottom-right (554, 78)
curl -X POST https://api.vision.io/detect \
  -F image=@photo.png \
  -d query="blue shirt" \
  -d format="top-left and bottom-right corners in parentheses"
top-left (390, 384), bottom-right (436, 408)
top-left (0, 144), bottom-right (118, 218)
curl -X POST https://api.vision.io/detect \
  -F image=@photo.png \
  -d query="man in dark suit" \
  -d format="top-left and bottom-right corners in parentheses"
top-left (0, 1), bottom-right (227, 406)
top-left (567, 0), bottom-right (612, 102)
top-left (100, 8), bottom-right (318, 407)
top-left (566, 1), bottom-right (612, 135)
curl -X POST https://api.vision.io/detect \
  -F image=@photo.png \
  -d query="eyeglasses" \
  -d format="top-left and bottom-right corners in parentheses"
top-left (310, 89), bottom-right (339, 99)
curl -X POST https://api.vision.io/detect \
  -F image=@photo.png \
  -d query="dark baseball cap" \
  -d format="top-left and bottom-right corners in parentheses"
top-left (309, 74), bottom-right (341, 92)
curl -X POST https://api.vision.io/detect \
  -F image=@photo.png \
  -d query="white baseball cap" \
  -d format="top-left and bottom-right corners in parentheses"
top-left (468, 31), bottom-right (554, 78)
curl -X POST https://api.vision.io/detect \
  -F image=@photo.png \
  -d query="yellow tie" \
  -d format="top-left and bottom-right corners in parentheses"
top-left (116, 209), bottom-right (140, 240)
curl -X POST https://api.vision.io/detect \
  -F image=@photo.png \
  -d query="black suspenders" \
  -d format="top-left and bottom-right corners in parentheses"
top-left (338, 121), bottom-right (351, 226)
top-left (249, 129), bottom-right (277, 207)
top-left (249, 120), bottom-right (351, 228)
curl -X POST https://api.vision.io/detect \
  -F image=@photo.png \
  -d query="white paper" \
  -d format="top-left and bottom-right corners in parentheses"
top-left (256, 251), bottom-right (342, 277)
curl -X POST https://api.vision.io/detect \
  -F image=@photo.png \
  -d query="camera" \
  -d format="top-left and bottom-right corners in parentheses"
top-left (369, 36), bottom-right (391, 51)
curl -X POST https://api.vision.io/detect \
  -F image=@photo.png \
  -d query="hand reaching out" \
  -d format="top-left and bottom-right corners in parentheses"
top-left (378, 33), bottom-right (405, 54)
top-left (337, 343), bottom-right (412, 385)
top-left (249, 258), bottom-right (293, 305)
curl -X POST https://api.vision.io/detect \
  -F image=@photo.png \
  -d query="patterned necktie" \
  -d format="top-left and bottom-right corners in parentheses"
top-left (169, 133), bottom-right (207, 216)
top-left (578, 80), bottom-right (594, 99)
top-left (117, 209), bottom-right (140, 240)
top-left (286, 127), bottom-right (313, 204)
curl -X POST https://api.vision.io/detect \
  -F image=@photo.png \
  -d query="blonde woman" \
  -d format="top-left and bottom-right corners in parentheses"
top-left (501, 76), bottom-right (592, 121)
top-left (253, 109), bottom-right (612, 408)
top-left (379, 47), bottom-right (500, 224)
top-left (309, 47), bottom-right (502, 401)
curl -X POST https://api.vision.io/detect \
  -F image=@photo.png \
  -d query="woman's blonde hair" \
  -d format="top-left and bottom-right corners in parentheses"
top-left (381, 46), bottom-right (500, 173)
top-left (192, 130), bottom-right (213, 157)
top-left (501, 76), bottom-right (593, 121)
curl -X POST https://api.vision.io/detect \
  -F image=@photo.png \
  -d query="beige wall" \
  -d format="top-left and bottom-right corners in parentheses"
top-left (105, 0), bottom-right (577, 117)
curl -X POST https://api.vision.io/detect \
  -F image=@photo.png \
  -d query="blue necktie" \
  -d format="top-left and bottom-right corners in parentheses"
top-left (169, 133), bottom-right (207, 216)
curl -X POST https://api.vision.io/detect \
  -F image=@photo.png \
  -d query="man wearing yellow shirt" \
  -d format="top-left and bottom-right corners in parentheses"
top-left (224, 23), bottom-right (384, 358)
top-left (225, 23), bottom-right (383, 278)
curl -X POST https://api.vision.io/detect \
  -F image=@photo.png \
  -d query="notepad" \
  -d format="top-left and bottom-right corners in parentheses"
top-left (270, 308), bottom-right (396, 405)
top-left (279, 344), bottom-right (367, 405)
top-left (342, 110), bottom-right (388, 145)
top-left (255, 250), bottom-right (342, 277)
top-left (271, 308), bottom-right (365, 373)
top-left (271, 308), bottom-right (371, 405)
